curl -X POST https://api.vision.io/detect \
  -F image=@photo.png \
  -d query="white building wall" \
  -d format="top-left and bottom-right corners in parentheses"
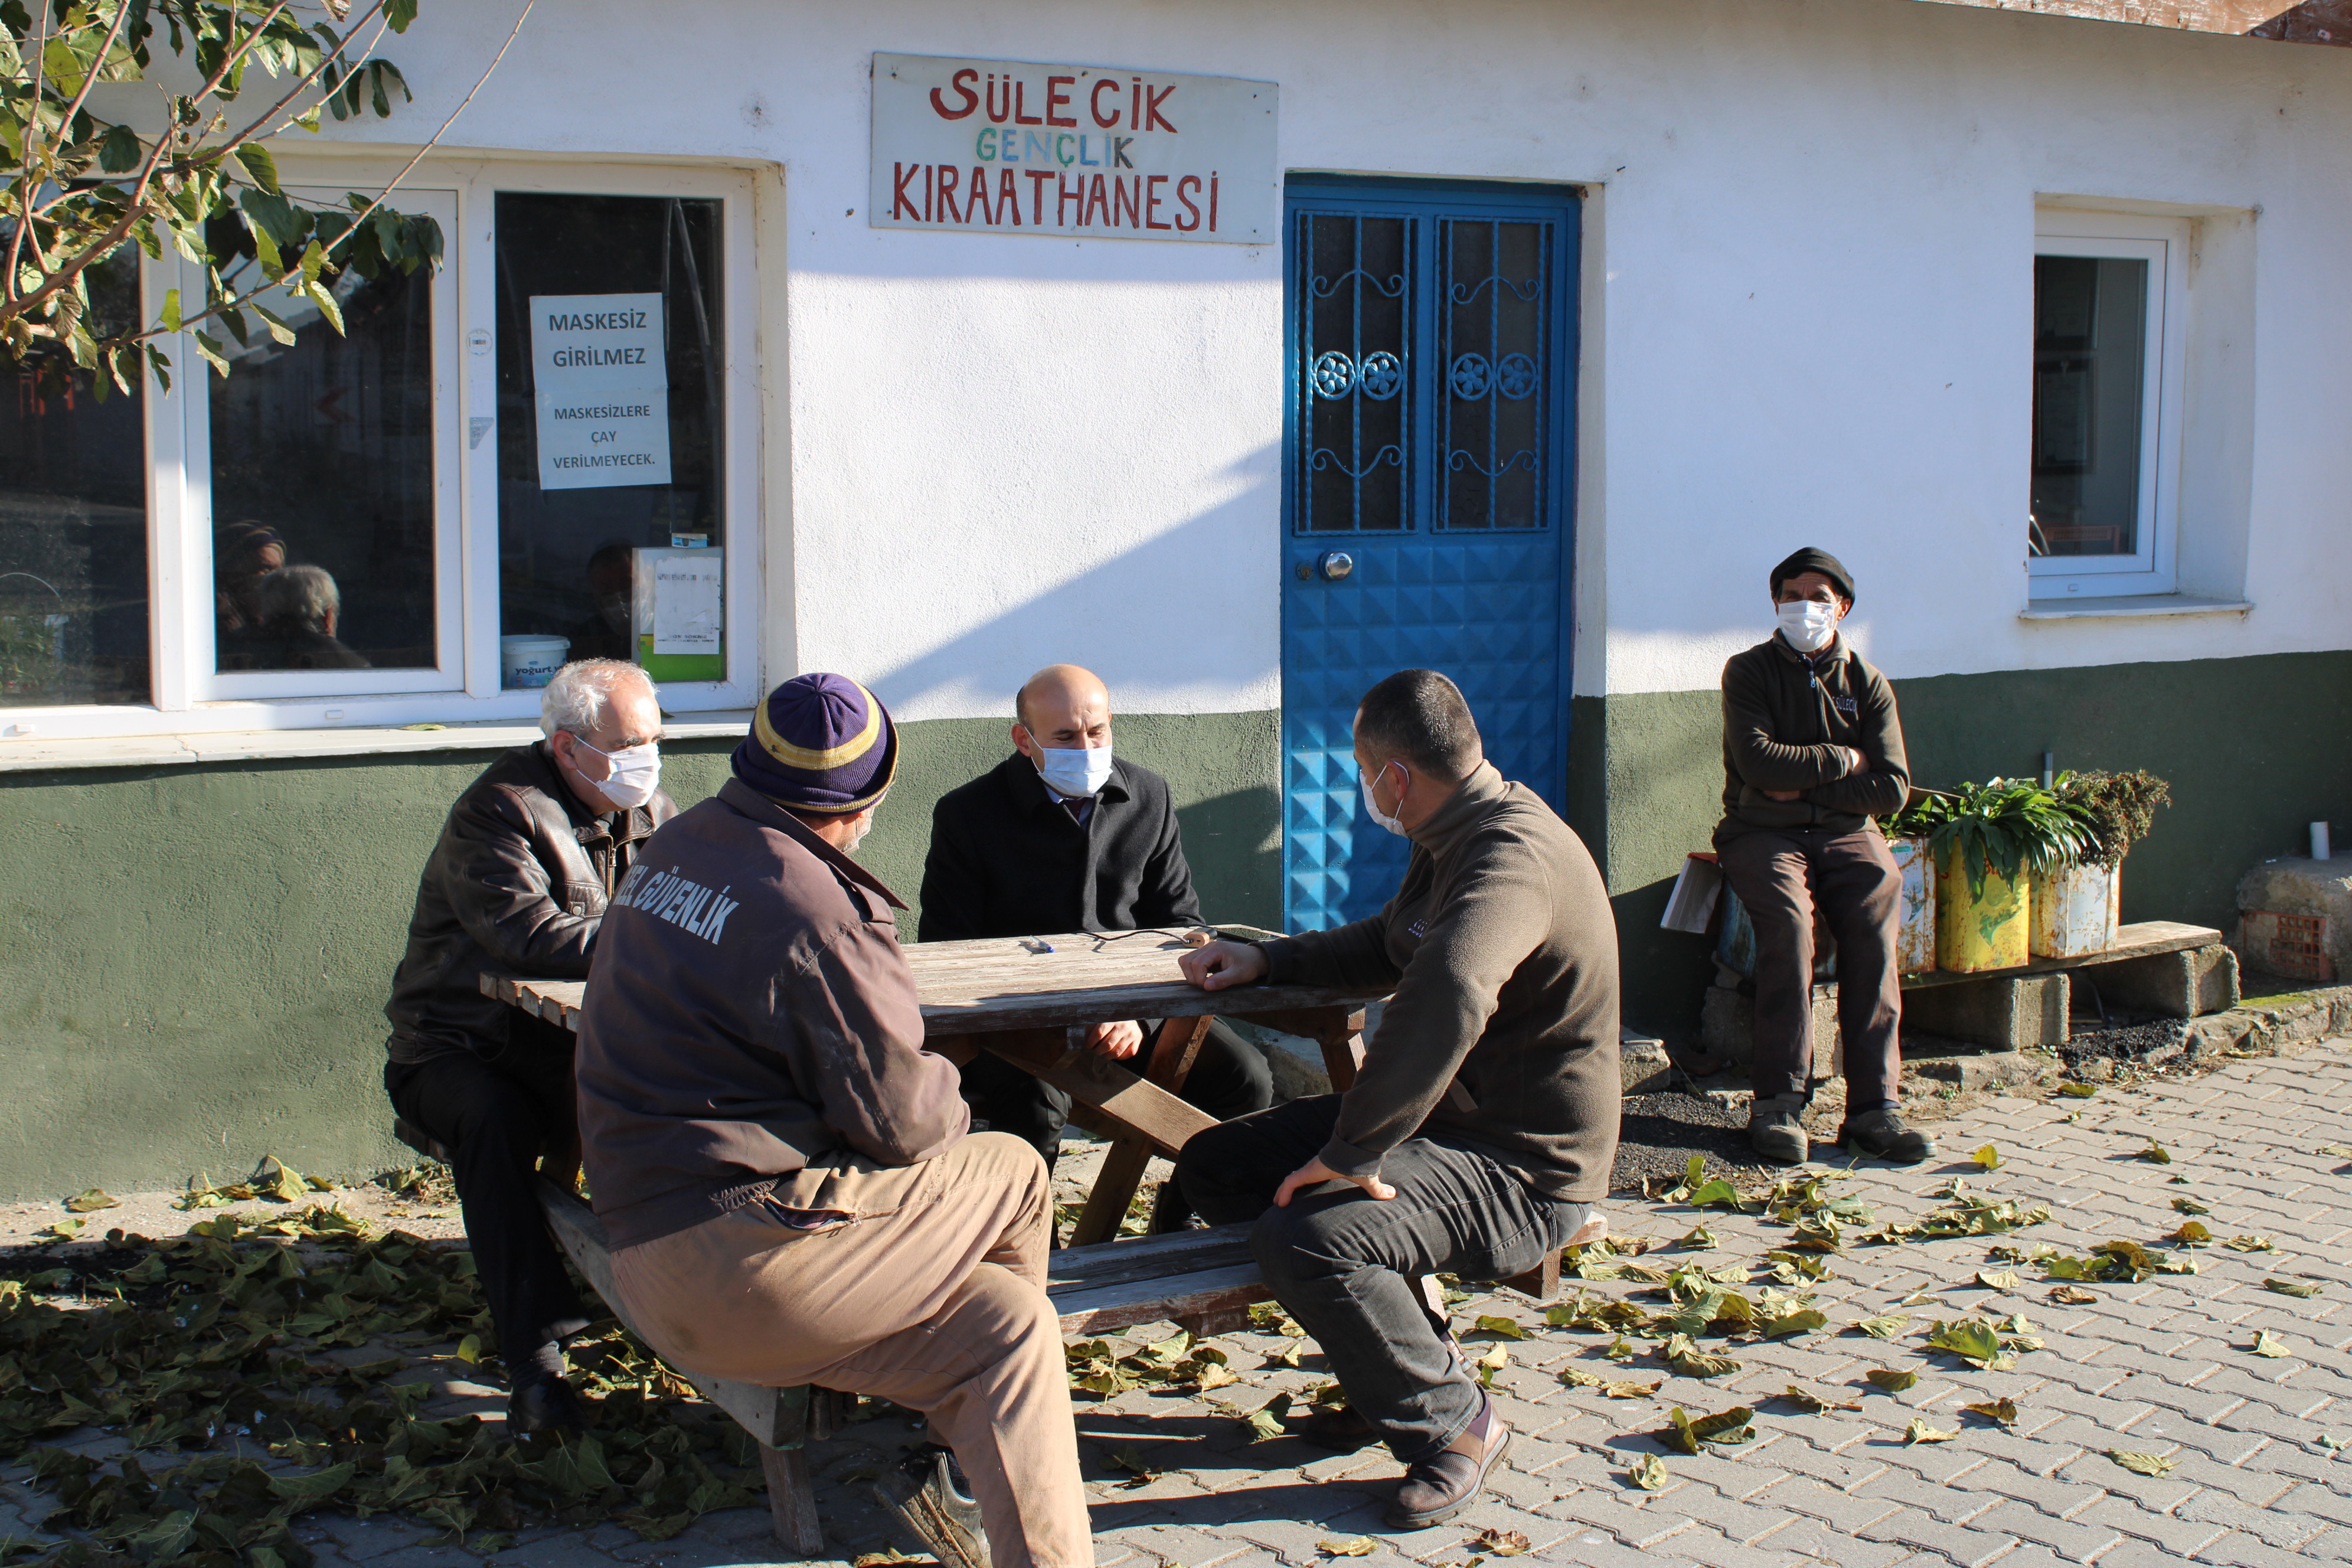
top-left (353, 0), bottom-right (2352, 718)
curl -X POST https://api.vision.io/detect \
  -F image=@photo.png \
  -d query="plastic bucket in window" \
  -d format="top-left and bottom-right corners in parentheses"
top-left (500, 634), bottom-right (570, 690)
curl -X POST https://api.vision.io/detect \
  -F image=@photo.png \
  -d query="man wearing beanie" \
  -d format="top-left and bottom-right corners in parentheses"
top-left (574, 674), bottom-right (1090, 1568)
top-left (1716, 549), bottom-right (1932, 1167)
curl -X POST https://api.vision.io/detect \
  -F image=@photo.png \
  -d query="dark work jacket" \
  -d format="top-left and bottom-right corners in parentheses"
top-left (1257, 764), bottom-right (1621, 1203)
top-left (1715, 632), bottom-right (1911, 842)
top-left (575, 780), bottom-right (971, 1250)
top-left (384, 744), bottom-right (672, 1064)
top-left (917, 753), bottom-right (1202, 940)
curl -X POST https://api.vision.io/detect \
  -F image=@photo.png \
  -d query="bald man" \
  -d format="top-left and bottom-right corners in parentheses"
top-left (919, 666), bottom-right (1273, 1214)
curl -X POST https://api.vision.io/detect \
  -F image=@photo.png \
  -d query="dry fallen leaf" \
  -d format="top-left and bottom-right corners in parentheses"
top-left (64, 1190), bottom-right (120, 1214)
top-left (1975, 1270), bottom-right (2019, 1291)
top-left (2049, 1285), bottom-right (2098, 1304)
top-left (1962, 1397), bottom-right (2019, 1425)
top-left (1867, 1368), bottom-right (1919, 1393)
top-left (1603, 1379), bottom-right (1663, 1400)
top-left (2250, 1329), bottom-right (2291, 1358)
top-left (2057, 1083), bottom-right (2098, 1098)
top-left (1905, 1418), bottom-right (1958, 1443)
top-left (2141, 1141), bottom-right (2172, 1165)
top-left (2263, 1278), bottom-right (2322, 1298)
top-left (1629, 1452), bottom-right (1670, 1491)
top-left (1680, 1223), bottom-right (1718, 1250)
top-left (2170, 1196), bottom-right (2210, 1215)
top-left (1779, 1384), bottom-right (1861, 1413)
top-left (1475, 1344), bottom-right (1510, 1386)
top-left (2107, 1449), bottom-right (2175, 1476)
top-left (1107, 1446), bottom-right (1162, 1488)
top-left (1317, 1538), bottom-right (1377, 1557)
top-left (1472, 1315), bottom-right (1527, 1341)
top-left (1973, 1144), bottom-right (2003, 1171)
top-left (2167, 1221), bottom-right (2211, 1247)
top-left (2224, 1235), bottom-right (2276, 1252)
top-left (851, 1550), bottom-right (918, 1567)
top-left (1468, 1528), bottom-right (1531, 1557)
top-left (1854, 1314), bottom-right (1912, 1340)
top-left (2317, 1144), bottom-right (2352, 1159)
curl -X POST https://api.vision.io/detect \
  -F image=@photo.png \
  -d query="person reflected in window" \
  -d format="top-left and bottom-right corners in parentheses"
top-left (254, 564), bottom-right (371, 671)
top-left (213, 521), bottom-right (285, 669)
top-left (563, 541), bottom-right (637, 663)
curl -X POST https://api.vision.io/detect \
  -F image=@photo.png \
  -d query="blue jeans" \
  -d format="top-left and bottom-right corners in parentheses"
top-left (1176, 1095), bottom-right (1587, 1462)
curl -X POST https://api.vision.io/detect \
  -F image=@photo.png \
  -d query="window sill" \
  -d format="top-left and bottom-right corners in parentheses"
top-left (2019, 593), bottom-right (2252, 621)
top-left (0, 713), bottom-right (753, 775)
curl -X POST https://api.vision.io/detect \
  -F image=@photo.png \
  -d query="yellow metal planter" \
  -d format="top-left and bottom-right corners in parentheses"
top-left (1892, 837), bottom-right (1937, 974)
top-left (1935, 842), bottom-right (2030, 972)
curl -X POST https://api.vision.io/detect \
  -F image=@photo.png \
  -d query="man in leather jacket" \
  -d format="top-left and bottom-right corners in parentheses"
top-left (383, 658), bottom-right (674, 1435)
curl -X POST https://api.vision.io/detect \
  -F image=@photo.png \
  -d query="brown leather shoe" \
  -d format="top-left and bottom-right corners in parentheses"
top-left (1299, 1401), bottom-right (1381, 1451)
top-left (1387, 1396), bottom-right (1511, 1529)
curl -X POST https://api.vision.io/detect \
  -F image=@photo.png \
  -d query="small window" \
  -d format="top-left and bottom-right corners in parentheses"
top-left (2028, 213), bottom-right (2186, 598)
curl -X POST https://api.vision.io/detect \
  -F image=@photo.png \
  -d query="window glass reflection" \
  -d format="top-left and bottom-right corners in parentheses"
top-left (210, 226), bottom-right (438, 673)
top-left (495, 192), bottom-right (724, 686)
top-left (2030, 254), bottom-right (2147, 561)
top-left (0, 247), bottom-right (151, 708)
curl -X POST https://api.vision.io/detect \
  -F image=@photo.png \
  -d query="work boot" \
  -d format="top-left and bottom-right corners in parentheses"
top-left (1747, 1093), bottom-right (1810, 1165)
top-left (873, 1445), bottom-right (987, 1568)
top-left (1838, 1108), bottom-right (1935, 1165)
top-left (508, 1374), bottom-right (587, 1438)
top-left (1387, 1394), bottom-right (1511, 1529)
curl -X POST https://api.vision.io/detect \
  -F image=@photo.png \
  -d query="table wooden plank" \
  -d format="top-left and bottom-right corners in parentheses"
top-left (1900, 921), bottom-right (2223, 991)
top-left (1051, 1263), bottom-right (1271, 1335)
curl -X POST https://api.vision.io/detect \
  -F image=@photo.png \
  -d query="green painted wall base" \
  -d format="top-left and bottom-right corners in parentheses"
top-left (0, 711), bottom-right (1276, 1203)
top-left (1574, 651), bottom-right (2352, 1040)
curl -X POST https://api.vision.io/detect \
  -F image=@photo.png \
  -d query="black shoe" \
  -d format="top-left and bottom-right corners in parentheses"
top-left (1387, 1396), bottom-right (1511, 1530)
top-left (1748, 1093), bottom-right (1810, 1165)
top-left (508, 1374), bottom-right (586, 1437)
top-left (873, 1445), bottom-right (988, 1568)
top-left (1838, 1109), bottom-right (1935, 1165)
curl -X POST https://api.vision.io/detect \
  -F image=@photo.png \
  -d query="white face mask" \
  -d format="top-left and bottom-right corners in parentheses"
top-left (1034, 744), bottom-right (1115, 799)
top-left (1777, 599), bottom-right (1839, 654)
top-left (573, 736), bottom-right (661, 809)
top-left (1361, 762), bottom-right (1409, 837)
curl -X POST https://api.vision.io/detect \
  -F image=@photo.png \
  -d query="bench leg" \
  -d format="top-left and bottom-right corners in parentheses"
top-left (1498, 1249), bottom-right (1563, 1303)
top-left (760, 1442), bottom-right (826, 1557)
top-left (1068, 1017), bottom-right (1216, 1247)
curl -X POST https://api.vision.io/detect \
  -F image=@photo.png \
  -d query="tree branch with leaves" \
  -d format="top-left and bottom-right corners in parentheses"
top-left (2, 0), bottom-right (458, 398)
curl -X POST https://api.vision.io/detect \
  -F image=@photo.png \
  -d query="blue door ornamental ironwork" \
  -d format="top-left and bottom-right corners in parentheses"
top-left (1280, 177), bottom-right (1579, 935)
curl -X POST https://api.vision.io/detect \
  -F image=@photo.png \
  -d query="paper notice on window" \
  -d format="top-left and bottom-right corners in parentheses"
top-left (652, 553), bottom-right (723, 656)
top-left (530, 292), bottom-right (671, 491)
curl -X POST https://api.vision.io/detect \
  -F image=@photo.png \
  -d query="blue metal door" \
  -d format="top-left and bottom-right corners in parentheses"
top-left (1280, 177), bottom-right (1579, 933)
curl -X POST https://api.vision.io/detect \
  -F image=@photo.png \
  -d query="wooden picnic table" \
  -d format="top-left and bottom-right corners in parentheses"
top-left (482, 925), bottom-right (1390, 1247)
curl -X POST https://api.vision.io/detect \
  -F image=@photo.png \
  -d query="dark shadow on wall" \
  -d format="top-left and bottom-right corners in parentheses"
top-left (1176, 782), bottom-right (1283, 932)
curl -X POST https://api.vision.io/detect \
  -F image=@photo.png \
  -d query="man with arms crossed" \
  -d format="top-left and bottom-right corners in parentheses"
top-left (1172, 670), bottom-right (1618, 1528)
top-left (574, 674), bottom-right (1089, 1568)
top-left (1718, 547), bottom-right (1931, 1167)
top-left (921, 663), bottom-right (1271, 1219)
top-left (384, 658), bottom-right (672, 1435)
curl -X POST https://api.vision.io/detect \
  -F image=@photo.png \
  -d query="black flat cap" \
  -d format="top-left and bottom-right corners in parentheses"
top-left (1769, 547), bottom-right (1854, 603)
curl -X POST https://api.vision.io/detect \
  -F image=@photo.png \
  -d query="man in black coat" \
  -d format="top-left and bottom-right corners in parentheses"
top-left (919, 664), bottom-right (1273, 1213)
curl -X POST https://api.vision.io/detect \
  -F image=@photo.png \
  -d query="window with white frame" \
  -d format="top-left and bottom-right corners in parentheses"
top-left (2028, 211), bottom-right (2187, 599)
top-left (0, 160), bottom-right (760, 738)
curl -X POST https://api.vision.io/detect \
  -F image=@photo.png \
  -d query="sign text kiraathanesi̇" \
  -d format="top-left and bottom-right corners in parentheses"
top-left (870, 53), bottom-right (1276, 244)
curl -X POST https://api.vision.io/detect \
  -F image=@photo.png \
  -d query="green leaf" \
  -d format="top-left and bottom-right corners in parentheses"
top-left (1678, 1223), bottom-right (1717, 1250)
top-left (1972, 1144), bottom-right (2003, 1170)
top-left (2263, 1278), bottom-right (2321, 1298)
top-left (233, 143), bottom-right (282, 194)
top-left (2106, 1449), bottom-right (2175, 1476)
top-left (1685, 1179), bottom-right (1739, 1209)
top-left (455, 1333), bottom-right (482, 1364)
top-left (1761, 1309), bottom-right (1827, 1339)
top-left (1661, 1335), bottom-right (1741, 1379)
top-left (252, 302), bottom-right (296, 345)
top-left (160, 288), bottom-right (182, 332)
top-left (386, 0), bottom-right (420, 33)
top-left (1777, 1384), bottom-right (1859, 1413)
top-left (64, 1188), bottom-right (120, 1213)
top-left (2142, 1141), bottom-right (2172, 1165)
top-left (304, 279), bottom-right (345, 336)
top-left (1472, 1315), bottom-right (1526, 1341)
top-left (1629, 1452), bottom-right (1670, 1490)
top-left (97, 122), bottom-right (141, 174)
top-left (2057, 1083), bottom-right (2098, 1098)
top-left (1240, 1391), bottom-right (1292, 1442)
top-left (1866, 1368), bottom-right (1918, 1392)
top-left (269, 1460), bottom-right (356, 1508)
top-left (1658, 1404), bottom-right (1755, 1453)
top-left (1106, 1446), bottom-right (1161, 1488)
top-left (1926, 1318), bottom-right (2007, 1368)
top-left (192, 331), bottom-right (231, 377)
top-left (1853, 1314), bottom-right (1911, 1340)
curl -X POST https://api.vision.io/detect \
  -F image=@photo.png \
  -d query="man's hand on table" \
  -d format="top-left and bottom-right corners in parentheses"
top-left (1273, 1155), bottom-right (1396, 1207)
top-left (1179, 939), bottom-right (1268, 992)
top-left (1082, 1019), bottom-right (1144, 1060)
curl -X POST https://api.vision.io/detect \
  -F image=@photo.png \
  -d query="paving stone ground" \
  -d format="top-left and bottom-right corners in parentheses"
top-left (9, 1044), bottom-right (2350, 1568)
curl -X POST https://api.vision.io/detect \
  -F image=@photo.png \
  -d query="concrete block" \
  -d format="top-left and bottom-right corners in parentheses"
top-left (1903, 1049), bottom-right (2037, 1093)
top-left (2233, 856), bottom-right (2352, 982)
top-left (1900, 972), bottom-right (2069, 1050)
top-left (2091, 942), bottom-right (2239, 1019)
top-left (1699, 979), bottom-right (1843, 1080)
top-left (1618, 1029), bottom-right (1673, 1095)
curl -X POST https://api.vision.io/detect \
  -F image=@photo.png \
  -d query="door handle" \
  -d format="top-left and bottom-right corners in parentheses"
top-left (1317, 551), bottom-right (1354, 582)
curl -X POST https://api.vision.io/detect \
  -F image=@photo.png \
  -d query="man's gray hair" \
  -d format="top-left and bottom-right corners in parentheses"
top-left (540, 658), bottom-right (656, 739)
top-left (257, 564), bottom-right (338, 631)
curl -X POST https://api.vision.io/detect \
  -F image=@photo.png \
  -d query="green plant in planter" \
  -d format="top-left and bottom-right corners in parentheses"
top-left (1892, 778), bottom-right (2096, 897)
top-left (2055, 770), bottom-right (2173, 870)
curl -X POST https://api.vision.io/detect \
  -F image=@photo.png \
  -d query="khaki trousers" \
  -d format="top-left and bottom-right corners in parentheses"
top-left (610, 1133), bottom-right (1090, 1568)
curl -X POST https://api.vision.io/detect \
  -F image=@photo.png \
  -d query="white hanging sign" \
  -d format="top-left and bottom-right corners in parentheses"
top-left (870, 53), bottom-right (1277, 244)
top-left (530, 292), bottom-right (672, 491)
